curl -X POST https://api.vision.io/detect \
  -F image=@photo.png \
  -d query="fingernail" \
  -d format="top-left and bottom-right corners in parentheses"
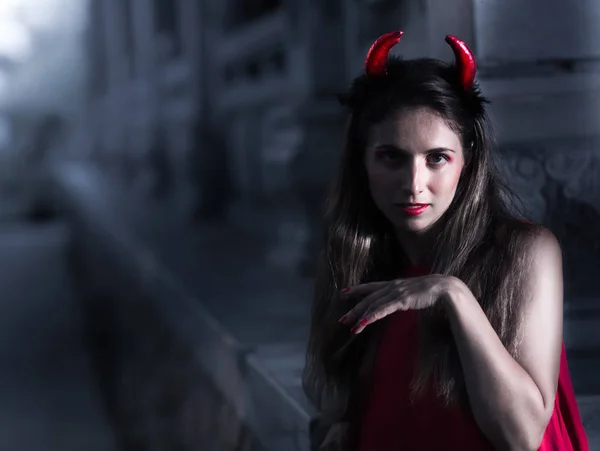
top-left (341, 287), bottom-right (350, 294)
top-left (351, 326), bottom-right (359, 334)
top-left (359, 318), bottom-right (369, 326)
top-left (338, 315), bottom-right (347, 324)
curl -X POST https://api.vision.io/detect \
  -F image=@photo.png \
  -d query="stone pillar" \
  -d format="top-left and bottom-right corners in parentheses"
top-left (199, 1), bottom-right (228, 123)
top-left (185, 1), bottom-right (234, 218)
top-left (85, 0), bottom-right (108, 164)
top-left (87, 0), bottom-right (114, 167)
top-left (260, 0), bottom-right (348, 274)
top-left (424, 0), bottom-right (475, 61)
top-left (103, 0), bottom-right (132, 166)
top-left (343, 0), bottom-right (433, 74)
top-left (178, 1), bottom-right (202, 108)
top-left (287, 101), bottom-right (345, 274)
top-left (129, 0), bottom-right (172, 197)
top-left (130, 0), bottom-right (160, 141)
top-left (206, 5), bottom-right (292, 228)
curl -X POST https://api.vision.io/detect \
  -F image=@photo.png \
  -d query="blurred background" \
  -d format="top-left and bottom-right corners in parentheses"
top-left (1, 0), bottom-right (600, 450)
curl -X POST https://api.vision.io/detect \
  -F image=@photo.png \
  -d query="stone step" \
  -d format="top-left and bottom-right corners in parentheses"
top-left (564, 297), bottom-right (600, 316)
top-left (564, 320), bottom-right (600, 351)
top-left (563, 297), bottom-right (600, 396)
top-left (245, 343), bottom-right (312, 451)
top-left (565, 350), bottom-right (600, 395)
top-left (564, 297), bottom-right (600, 352)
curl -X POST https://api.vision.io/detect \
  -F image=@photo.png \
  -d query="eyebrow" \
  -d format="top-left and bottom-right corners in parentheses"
top-left (373, 144), bottom-right (456, 154)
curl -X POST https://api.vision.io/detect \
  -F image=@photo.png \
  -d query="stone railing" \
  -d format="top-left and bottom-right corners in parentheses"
top-left (54, 165), bottom-right (267, 451)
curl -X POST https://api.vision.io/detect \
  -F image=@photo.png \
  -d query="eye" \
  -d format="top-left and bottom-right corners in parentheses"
top-left (426, 153), bottom-right (451, 166)
top-left (382, 150), bottom-right (399, 161)
top-left (375, 149), bottom-right (403, 164)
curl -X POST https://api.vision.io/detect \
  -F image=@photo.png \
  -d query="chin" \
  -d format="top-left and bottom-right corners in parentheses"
top-left (402, 223), bottom-right (431, 234)
top-left (393, 212), bottom-right (443, 234)
top-left (393, 218), bottom-right (432, 234)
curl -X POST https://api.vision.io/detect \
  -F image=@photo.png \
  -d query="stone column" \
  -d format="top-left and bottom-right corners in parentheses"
top-left (343, 0), bottom-right (433, 73)
top-left (266, 0), bottom-right (347, 274)
top-left (187, 1), bottom-right (233, 219)
top-left (103, 0), bottom-right (131, 171)
top-left (129, 0), bottom-right (175, 197)
top-left (130, 0), bottom-right (160, 144)
top-left (178, 1), bottom-right (202, 107)
top-left (85, 0), bottom-right (109, 165)
top-left (424, 0), bottom-right (475, 60)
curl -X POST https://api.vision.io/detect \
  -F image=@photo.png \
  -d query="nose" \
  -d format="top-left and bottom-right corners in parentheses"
top-left (401, 159), bottom-right (424, 196)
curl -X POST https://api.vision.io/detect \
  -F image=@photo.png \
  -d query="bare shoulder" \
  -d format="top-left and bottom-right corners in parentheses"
top-left (523, 225), bottom-right (563, 274)
top-left (527, 225), bottom-right (561, 249)
top-left (513, 224), bottom-right (563, 306)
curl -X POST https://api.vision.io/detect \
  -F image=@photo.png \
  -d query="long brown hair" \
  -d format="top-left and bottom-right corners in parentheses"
top-left (302, 57), bottom-right (539, 430)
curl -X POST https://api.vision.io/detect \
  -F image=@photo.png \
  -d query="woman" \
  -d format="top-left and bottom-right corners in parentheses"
top-left (302, 31), bottom-right (589, 451)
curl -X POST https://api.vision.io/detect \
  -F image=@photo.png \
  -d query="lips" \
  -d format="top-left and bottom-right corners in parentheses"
top-left (397, 203), bottom-right (430, 216)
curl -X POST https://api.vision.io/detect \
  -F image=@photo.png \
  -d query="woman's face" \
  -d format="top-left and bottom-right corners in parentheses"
top-left (365, 107), bottom-right (465, 234)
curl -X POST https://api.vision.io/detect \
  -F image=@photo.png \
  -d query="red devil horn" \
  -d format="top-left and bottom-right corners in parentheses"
top-left (445, 35), bottom-right (476, 90)
top-left (365, 30), bottom-right (404, 77)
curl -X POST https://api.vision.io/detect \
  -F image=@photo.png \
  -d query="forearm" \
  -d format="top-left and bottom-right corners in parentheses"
top-left (442, 277), bottom-right (549, 450)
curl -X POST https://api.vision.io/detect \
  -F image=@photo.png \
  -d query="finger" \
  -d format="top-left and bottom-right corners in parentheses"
top-left (341, 281), bottom-right (389, 297)
top-left (351, 292), bottom-right (400, 334)
top-left (339, 286), bottom-right (390, 325)
top-left (340, 285), bottom-right (395, 326)
top-left (338, 298), bottom-right (370, 325)
top-left (359, 284), bottom-right (393, 311)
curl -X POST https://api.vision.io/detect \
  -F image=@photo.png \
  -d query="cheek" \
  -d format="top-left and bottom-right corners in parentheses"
top-left (431, 165), bottom-right (463, 194)
top-left (449, 165), bottom-right (464, 186)
top-left (367, 165), bottom-right (397, 193)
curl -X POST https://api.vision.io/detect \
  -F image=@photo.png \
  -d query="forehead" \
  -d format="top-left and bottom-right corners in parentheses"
top-left (367, 107), bottom-right (462, 151)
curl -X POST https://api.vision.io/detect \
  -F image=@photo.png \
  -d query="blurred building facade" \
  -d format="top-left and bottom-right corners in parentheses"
top-left (86, 0), bottom-right (600, 293)
top-left (81, 0), bottom-right (600, 441)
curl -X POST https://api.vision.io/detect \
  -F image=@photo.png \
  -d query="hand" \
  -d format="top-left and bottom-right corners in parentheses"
top-left (338, 275), bottom-right (453, 334)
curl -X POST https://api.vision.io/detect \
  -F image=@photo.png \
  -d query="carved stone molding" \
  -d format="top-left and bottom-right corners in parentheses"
top-left (499, 145), bottom-right (600, 297)
top-left (499, 146), bottom-right (600, 216)
top-left (496, 150), bottom-right (548, 222)
top-left (544, 149), bottom-right (600, 211)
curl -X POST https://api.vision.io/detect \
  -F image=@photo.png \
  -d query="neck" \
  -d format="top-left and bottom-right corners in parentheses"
top-left (395, 226), bottom-right (438, 267)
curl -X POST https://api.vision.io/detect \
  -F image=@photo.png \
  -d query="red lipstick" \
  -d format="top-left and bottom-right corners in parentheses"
top-left (398, 203), bottom-right (430, 216)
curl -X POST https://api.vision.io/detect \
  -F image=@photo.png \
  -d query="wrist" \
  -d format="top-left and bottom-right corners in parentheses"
top-left (439, 275), bottom-right (469, 312)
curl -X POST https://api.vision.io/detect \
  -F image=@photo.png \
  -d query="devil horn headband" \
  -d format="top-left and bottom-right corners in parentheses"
top-left (364, 31), bottom-right (477, 90)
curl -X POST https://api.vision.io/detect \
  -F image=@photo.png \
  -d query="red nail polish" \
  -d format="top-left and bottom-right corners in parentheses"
top-left (351, 326), bottom-right (359, 334)
top-left (341, 287), bottom-right (350, 294)
top-left (359, 318), bottom-right (369, 326)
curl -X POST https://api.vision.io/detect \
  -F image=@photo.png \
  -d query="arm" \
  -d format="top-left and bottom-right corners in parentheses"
top-left (443, 229), bottom-right (563, 450)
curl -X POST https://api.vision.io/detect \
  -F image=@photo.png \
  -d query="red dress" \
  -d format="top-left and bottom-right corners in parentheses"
top-left (357, 266), bottom-right (589, 451)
